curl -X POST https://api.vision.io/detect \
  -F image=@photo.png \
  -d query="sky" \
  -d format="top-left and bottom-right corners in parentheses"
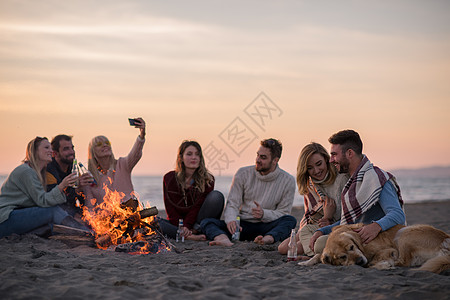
top-left (0, 0), bottom-right (449, 176)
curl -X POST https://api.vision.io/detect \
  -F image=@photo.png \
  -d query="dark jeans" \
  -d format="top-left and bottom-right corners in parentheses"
top-left (0, 206), bottom-right (68, 238)
top-left (200, 215), bottom-right (297, 242)
top-left (159, 190), bottom-right (224, 239)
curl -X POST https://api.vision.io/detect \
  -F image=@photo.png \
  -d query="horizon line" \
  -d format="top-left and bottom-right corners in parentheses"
top-left (1, 165), bottom-right (449, 178)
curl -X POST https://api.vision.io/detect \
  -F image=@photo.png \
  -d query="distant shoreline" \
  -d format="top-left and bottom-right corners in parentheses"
top-left (1, 164), bottom-right (450, 178)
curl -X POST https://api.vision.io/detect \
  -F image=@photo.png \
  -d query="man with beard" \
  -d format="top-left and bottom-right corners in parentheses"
top-left (201, 138), bottom-right (296, 246)
top-left (46, 135), bottom-right (93, 217)
top-left (309, 130), bottom-right (405, 254)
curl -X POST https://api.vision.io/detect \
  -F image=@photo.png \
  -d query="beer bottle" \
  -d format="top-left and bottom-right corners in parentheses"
top-left (287, 229), bottom-right (298, 261)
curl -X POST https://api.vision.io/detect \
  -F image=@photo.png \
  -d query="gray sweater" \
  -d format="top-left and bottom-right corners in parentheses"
top-left (0, 164), bottom-right (66, 223)
top-left (224, 165), bottom-right (295, 224)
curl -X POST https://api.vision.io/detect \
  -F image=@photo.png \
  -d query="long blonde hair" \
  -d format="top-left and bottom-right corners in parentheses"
top-left (88, 135), bottom-right (116, 184)
top-left (23, 136), bottom-right (48, 188)
top-left (297, 142), bottom-right (337, 195)
top-left (175, 140), bottom-right (213, 193)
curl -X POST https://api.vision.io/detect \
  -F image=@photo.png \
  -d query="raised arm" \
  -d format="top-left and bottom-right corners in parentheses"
top-left (123, 117), bottom-right (146, 171)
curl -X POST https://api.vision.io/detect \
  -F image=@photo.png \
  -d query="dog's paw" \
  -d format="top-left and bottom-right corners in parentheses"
top-left (370, 261), bottom-right (396, 270)
top-left (298, 254), bottom-right (321, 266)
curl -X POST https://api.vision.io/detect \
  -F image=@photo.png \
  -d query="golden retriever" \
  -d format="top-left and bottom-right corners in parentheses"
top-left (299, 223), bottom-right (450, 274)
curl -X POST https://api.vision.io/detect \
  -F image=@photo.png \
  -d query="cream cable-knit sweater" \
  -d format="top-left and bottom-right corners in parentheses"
top-left (224, 165), bottom-right (295, 224)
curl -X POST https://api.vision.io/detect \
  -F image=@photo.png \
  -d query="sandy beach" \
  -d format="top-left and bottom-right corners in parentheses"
top-left (1, 201), bottom-right (449, 300)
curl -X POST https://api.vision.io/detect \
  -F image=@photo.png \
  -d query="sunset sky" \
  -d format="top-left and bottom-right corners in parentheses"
top-left (1, 0), bottom-right (449, 177)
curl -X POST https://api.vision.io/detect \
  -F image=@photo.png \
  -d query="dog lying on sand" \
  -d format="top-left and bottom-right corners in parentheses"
top-left (299, 223), bottom-right (450, 274)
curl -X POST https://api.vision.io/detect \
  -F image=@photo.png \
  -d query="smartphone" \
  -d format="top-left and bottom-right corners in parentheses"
top-left (128, 118), bottom-right (138, 126)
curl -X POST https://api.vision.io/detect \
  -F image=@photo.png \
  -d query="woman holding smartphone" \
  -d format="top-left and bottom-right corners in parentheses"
top-left (84, 117), bottom-right (146, 208)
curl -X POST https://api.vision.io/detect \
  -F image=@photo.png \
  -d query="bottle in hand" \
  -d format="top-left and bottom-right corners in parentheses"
top-left (71, 159), bottom-right (80, 188)
top-left (176, 219), bottom-right (184, 243)
top-left (231, 216), bottom-right (240, 241)
top-left (78, 162), bottom-right (97, 186)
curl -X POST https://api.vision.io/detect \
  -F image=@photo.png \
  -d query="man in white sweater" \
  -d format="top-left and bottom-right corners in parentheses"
top-left (201, 138), bottom-right (296, 246)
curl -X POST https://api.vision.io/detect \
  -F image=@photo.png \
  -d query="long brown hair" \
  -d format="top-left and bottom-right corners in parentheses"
top-left (297, 142), bottom-right (337, 195)
top-left (175, 140), bottom-right (213, 193)
top-left (23, 136), bottom-right (48, 187)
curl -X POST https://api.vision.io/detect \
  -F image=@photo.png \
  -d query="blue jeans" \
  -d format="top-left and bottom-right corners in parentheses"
top-left (200, 215), bottom-right (297, 242)
top-left (0, 206), bottom-right (68, 238)
top-left (159, 190), bottom-right (224, 239)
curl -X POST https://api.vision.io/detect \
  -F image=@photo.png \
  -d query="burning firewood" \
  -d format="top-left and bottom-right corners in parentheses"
top-left (139, 207), bottom-right (158, 219)
top-left (83, 185), bottom-right (172, 254)
top-left (115, 234), bottom-right (171, 254)
top-left (93, 206), bottom-right (160, 249)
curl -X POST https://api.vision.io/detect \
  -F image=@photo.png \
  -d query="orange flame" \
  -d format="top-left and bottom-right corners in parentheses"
top-left (81, 184), bottom-right (169, 255)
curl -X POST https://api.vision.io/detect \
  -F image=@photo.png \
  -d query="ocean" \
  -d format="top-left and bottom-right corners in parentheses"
top-left (1, 173), bottom-right (449, 211)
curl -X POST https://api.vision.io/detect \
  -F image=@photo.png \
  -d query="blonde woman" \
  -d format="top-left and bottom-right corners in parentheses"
top-left (160, 140), bottom-right (224, 241)
top-left (85, 118), bottom-right (146, 207)
top-left (0, 137), bottom-right (80, 238)
top-left (278, 142), bottom-right (348, 257)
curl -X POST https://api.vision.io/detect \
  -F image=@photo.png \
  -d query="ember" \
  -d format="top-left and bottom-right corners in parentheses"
top-left (81, 185), bottom-right (172, 255)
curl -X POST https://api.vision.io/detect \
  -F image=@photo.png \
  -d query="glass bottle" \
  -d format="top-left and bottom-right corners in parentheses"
top-left (71, 159), bottom-right (79, 188)
top-left (176, 219), bottom-right (184, 243)
top-left (231, 216), bottom-right (240, 241)
top-left (287, 229), bottom-right (297, 261)
top-left (78, 162), bottom-right (97, 186)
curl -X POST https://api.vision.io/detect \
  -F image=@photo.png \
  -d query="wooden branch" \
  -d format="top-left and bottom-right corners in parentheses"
top-left (95, 234), bottom-right (112, 248)
top-left (139, 207), bottom-right (158, 219)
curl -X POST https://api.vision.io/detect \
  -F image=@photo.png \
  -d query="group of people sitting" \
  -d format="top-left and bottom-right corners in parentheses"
top-left (0, 119), bottom-right (406, 260)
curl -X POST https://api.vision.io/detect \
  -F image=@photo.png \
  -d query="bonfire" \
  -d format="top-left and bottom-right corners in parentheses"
top-left (81, 184), bottom-right (172, 255)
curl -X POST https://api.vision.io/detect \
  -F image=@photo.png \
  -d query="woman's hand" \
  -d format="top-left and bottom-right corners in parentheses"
top-left (309, 230), bottom-right (323, 252)
top-left (181, 226), bottom-right (192, 237)
top-left (133, 117), bottom-right (146, 139)
top-left (58, 173), bottom-right (78, 192)
top-left (318, 217), bottom-right (332, 227)
top-left (322, 196), bottom-right (336, 220)
top-left (77, 173), bottom-right (94, 189)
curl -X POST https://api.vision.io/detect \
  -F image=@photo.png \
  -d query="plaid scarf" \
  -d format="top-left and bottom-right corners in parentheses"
top-left (300, 177), bottom-right (327, 228)
top-left (340, 156), bottom-right (403, 225)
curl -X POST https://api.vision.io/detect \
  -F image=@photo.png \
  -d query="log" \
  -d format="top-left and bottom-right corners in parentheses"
top-left (53, 224), bottom-right (92, 235)
top-left (121, 198), bottom-right (139, 210)
top-left (50, 234), bottom-right (96, 248)
top-left (95, 234), bottom-right (112, 248)
top-left (50, 225), bottom-right (95, 248)
top-left (139, 207), bottom-right (158, 219)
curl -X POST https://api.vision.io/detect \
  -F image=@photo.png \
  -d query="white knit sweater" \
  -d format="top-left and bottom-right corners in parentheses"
top-left (223, 165), bottom-right (296, 224)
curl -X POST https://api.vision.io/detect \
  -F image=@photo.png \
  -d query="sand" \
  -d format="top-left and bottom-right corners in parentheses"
top-left (1, 201), bottom-right (449, 300)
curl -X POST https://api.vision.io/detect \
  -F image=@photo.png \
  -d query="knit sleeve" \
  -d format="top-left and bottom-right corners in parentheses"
top-left (17, 167), bottom-right (66, 207)
top-left (223, 170), bottom-right (245, 224)
top-left (122, 136), bottom-right (145, 172)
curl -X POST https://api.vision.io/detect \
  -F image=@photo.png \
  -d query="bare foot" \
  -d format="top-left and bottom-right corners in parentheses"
top-left (186, 234), bottom-right (207, 241)
top-left (254, 235), bottom-right (274, 245)
top-left (209, 234), bottom-right (233, 247)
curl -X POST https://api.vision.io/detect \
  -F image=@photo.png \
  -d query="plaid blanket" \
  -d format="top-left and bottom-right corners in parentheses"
top-left (340, 156), bottom-right (403, 225)
top-left (300, 177), bottom-right (327, 228)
